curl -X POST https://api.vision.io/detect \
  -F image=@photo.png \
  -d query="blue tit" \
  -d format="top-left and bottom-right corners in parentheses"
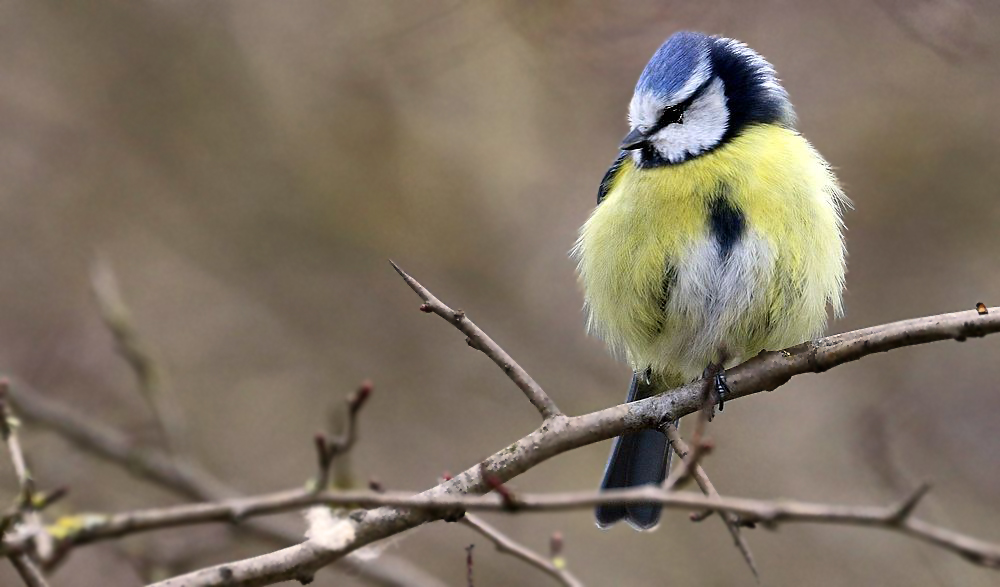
top-left (572, 31), bottom-right (848, 530)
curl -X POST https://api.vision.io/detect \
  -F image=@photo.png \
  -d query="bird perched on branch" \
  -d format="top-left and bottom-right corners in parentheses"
top-left (572, 31), bottom-right (848, 530)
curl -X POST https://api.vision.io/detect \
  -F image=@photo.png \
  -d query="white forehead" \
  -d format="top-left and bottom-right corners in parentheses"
top-left (628, 53), bottom-right (711, 130)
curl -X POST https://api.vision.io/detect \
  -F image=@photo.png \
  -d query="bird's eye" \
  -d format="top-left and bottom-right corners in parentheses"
top-left (657, 105), bottom-right (684, 126)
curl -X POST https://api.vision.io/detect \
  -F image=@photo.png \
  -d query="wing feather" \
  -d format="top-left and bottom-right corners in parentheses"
top-left (597, 151), bottom-right (629, 205)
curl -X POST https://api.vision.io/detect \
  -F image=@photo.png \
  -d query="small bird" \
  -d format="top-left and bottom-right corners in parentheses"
top-left (573, 31), bottom-right (847, 530)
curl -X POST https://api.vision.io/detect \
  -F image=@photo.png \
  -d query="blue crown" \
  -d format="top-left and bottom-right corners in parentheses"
top-left (635, 31), bottom-right (710, 98)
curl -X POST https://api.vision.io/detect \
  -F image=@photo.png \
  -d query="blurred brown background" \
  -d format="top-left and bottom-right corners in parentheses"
top-left (1, 1), bottom-right (999, 585)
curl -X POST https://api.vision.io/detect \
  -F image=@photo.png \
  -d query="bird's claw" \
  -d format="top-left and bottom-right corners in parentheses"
top-left (714, 370), bottom-right (730, 412)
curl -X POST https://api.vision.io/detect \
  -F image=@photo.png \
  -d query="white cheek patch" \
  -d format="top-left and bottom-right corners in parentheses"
top-left (646, 77), bottom-right (728, 164)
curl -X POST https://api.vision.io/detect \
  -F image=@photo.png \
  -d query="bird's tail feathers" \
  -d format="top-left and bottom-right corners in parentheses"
top-left (595, 372), bottom-right (676, 531)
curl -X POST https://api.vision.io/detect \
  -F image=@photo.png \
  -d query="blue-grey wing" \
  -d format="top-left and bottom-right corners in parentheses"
top-left (597, 151), bottom-right (628, 205)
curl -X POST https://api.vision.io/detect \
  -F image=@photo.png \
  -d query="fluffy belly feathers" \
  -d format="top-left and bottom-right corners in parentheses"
top-left (574, 125), bottom-right (846, 379)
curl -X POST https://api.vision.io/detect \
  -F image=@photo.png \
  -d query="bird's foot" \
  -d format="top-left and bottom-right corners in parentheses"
top-left (700, 363), bottom-right (730, 416)
top-left (714, 370), bottom-right (730, 412)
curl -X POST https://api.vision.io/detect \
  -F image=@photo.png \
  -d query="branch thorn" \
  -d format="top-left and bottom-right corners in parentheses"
top-left (888, 483), bottom-right (932, 524)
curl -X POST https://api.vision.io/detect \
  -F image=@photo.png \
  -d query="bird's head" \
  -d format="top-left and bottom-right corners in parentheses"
top-left (623, 31), bottom-right (796, 167)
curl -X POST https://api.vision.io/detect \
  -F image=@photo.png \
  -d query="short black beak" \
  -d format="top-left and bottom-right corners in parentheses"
top-left (619, 127), bottom-right (648, 151)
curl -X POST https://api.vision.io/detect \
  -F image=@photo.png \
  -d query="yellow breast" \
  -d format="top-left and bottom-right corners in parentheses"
top-left (573, 124), bottom-right (846, 377)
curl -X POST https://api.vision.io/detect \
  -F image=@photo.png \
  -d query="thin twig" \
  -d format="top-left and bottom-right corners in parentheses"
top-left (316, 381), bottom-right (373, 489)
top-left (9, 555), bottom-right (50, 587)
top-left (465, 544), bottom-right (474, 587)
top-left (389, 261), bottom-right (562, 420)
top-left (4, 482), bottom-right (994, 574)
top-left (0, 381), bottom-right (35, 507)
top-left (665, 423), bottom-right (758, 581)
top-left (2, 379), bottom-right (446, 587)
top-left (90, 258), bottom-right (190, 457)
top-left (329, 381), bottom-right (372, 459)
top-left (460, 514), bottom-right (584, 587)
top-left (0, 381), bottom-right (52, 587)
top-left (662, 409), bottom-right (711, 491)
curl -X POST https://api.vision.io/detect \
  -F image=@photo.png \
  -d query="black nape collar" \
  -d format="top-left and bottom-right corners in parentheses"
top-left (709, 40), bottom-right (789, 143)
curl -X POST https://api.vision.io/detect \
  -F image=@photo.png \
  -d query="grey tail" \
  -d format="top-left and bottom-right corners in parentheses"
top-left (595, 373), bottom-right (673, 531)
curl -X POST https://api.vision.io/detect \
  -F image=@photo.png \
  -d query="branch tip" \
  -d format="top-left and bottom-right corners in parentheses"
top-left (388, 260), bottom-right (424, 299)
top-left (549, 531), bottom-right (563, 558)
top-left (349, 380), bottom-right (373, 414)
top-left (889, 483), bottom-right (932, 524)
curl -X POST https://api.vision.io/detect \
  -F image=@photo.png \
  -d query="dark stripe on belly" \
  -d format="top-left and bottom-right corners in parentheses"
top-left (709, 185), bottom-right (746, 258)
top-left (653, 265), bottom-right (678, 335)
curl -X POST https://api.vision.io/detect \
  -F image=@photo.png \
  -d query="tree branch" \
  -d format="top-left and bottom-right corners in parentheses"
top-left (389, 261), bottom-right (562, 419)
top-left (144, 284), bottom-right (1000, 587)
top-left (11, 481), bottom-right (994, 573)
top-left (6, 261), bottom-right (446, 585)
top-left (88, 482), bottom-right (996, 587)
top-left (0, 381), bottom-right (52, 587)
top-left (2, 380), bottom-right (445, 587)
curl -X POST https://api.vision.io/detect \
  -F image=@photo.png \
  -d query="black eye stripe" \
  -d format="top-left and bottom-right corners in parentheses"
top-left (651, 76), bottom-right (716, 132)
top-left (657, 105), bottom-right (683, 126)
